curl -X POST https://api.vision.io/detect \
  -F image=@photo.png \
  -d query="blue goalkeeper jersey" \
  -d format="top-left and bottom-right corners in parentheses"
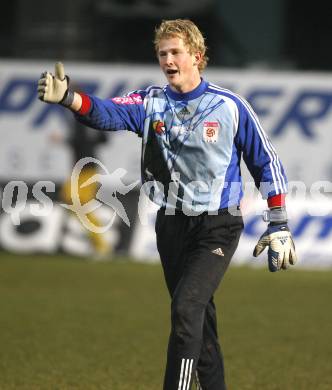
top-left (75, 79), bottom-right (287, 213)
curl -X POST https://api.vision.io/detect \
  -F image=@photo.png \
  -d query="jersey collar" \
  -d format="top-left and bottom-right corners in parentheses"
top-left (165, 79), bottom-right (209, 101)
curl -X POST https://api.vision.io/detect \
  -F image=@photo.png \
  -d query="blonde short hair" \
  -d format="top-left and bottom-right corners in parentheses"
top-left (154, 19), bottom-right (208, 73)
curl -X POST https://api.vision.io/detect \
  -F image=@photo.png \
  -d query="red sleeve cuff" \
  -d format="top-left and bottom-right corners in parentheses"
top-left (78, 93), bottom-right (91, 115)
top-left (268, 194), bottom-right (286, 208)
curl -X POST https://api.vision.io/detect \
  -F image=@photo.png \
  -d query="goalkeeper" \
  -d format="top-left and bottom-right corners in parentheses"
top-left (37, 19), bottom-right (297, 390)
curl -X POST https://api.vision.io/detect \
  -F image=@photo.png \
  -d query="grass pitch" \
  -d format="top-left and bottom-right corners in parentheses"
top-left (0, 252), bottom-right (331, 389)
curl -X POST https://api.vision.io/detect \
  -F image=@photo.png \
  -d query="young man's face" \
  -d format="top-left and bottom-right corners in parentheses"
top-left (157, 36), bottom-right (202, 93)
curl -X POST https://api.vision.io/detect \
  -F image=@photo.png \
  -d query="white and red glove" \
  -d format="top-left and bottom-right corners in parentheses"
top-left (253, 196), bottom-right (297, 272)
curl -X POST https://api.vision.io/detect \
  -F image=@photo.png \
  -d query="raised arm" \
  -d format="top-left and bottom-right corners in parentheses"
top-left (38, 62), bottom-right (145, 135)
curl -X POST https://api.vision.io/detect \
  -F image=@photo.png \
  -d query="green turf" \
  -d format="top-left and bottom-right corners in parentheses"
top-left (0, 252), bottom-right (331, 389)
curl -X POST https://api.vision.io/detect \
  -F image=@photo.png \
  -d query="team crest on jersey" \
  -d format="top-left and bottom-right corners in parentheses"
top-left (152, 120), bottom-right (165, 135)
top-left (203, 122), bottom-right (219, 143)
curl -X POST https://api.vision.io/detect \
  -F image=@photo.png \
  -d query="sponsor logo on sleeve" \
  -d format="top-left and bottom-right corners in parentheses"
top-left (112, 94), bottom-right (143, 105)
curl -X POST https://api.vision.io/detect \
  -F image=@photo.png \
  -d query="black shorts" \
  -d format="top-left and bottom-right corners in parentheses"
top-left (155, 208), bottom-right (244, 296)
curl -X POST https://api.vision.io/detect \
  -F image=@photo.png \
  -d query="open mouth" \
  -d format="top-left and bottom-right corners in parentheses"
top-left (166, 69), bottom-right (178, 75)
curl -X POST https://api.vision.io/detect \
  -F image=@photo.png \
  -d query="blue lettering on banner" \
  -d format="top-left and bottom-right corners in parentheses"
top-left (292, 215), bottom-right (332, 239)
top-left (0, 79), bottom-right (37, 113)
top-left (1, 77), bottom-right (332, 140)
top-left (272, 91), bottom-right (332, 138)
top-left (317, 217), bottom-right (332, 239)
top-left (247, 88), bottom-right (283, 116)
top-left (244, 214), bottom-right (332, 239)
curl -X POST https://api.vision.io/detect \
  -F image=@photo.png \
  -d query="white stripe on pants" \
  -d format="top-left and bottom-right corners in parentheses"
top-left (178, 358), bottom-right (194, 390)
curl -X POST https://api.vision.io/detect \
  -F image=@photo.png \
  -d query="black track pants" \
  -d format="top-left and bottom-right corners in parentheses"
top-left (155, 209), bottom-right (243, 390)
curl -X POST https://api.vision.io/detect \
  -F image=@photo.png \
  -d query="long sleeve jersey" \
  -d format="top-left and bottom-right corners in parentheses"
top-left (75, 79), bottom-right (287, 213)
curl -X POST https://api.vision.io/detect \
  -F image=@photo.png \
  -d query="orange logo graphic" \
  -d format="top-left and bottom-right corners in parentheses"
top-left (152, 120), bottom-right (165, 134)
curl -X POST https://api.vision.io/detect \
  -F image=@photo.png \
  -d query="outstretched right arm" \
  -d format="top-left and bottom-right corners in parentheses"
top-left (38, 62), bottom-right (145, 135)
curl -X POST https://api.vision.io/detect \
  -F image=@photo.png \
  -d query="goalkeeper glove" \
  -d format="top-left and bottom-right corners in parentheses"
top-left (37, 62), bottom-right (74, 107)
top-left (253, 207), bottom-right (297, 272)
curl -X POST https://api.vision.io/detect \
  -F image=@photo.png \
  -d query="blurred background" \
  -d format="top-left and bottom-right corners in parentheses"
top-left (0, 0), bottom-right (332, 264)
top-left (1, 2), bottom-right (332, 389)
top-left (1, 0), bottom-right (332, 69)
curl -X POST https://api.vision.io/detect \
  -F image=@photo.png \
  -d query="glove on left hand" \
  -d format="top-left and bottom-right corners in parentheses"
top-left (253, 223), bottom-right (297, 272)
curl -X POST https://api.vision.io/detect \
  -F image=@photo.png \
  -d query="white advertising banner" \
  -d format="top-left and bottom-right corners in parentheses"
top-left (0, 189), bottom-right (331, 268)
top-left (0, 60), bottom-right (332, 267)
top-left (129, 194), bottom-right (332, 269)
top-left (0, 60), bottom-right (332, 186)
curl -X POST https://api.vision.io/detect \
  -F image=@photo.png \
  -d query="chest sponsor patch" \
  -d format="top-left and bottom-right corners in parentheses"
top-left (203, 122), bottom-right (219, 143)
